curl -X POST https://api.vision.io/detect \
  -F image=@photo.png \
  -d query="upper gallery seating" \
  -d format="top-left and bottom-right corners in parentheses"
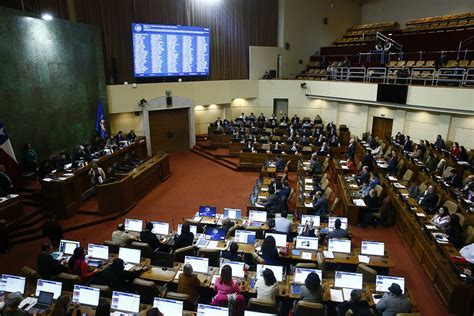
top-left (403, 12), bottom-right (474, 34)
top-left (333, 21), bottom-right (398, 47)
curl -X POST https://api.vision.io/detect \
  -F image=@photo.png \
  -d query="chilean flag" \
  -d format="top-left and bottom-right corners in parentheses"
top-left (0, 122), bottom-right (19, 187)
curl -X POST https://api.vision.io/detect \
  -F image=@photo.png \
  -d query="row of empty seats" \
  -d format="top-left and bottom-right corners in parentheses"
top-left (404, 12), bottom-right (474, 33)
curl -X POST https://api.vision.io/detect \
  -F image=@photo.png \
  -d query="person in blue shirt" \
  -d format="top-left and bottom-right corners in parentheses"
top-left (275, 156), bottom-right (286, 172)
top-left (258, 235), bottom-right (280, 265)
top-left (359, 174), bottom-right (381, 197)
top-left (387, 150), bottom-right (398, 172)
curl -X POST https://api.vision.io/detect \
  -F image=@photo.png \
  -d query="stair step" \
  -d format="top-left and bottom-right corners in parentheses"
top-left (191, 148), bottom-right (237, 171)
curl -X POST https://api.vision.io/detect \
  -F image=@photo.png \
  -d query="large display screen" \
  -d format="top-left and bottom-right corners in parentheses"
top-left (132, 23), bottom-right (210, 77)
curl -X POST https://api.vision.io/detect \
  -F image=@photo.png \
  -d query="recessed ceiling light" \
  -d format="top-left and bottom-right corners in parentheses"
top-left (41, 13), bottom-right (53, 21)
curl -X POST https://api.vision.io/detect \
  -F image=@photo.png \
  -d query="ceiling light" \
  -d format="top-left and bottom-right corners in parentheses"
top-left (41, 13), bottom-right (53, 21)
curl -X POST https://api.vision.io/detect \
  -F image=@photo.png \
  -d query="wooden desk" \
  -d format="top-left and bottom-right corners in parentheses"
top-left (0, 195), bottom-right (24, 223)
top-left (140, 266), bottom-right (178, 283)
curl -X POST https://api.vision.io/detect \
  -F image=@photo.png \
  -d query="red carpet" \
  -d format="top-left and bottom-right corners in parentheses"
top-left (0, 151), bottom-right (446, 315)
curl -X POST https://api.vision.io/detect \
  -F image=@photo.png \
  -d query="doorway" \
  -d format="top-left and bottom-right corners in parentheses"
top-left (273, 98), bottom-right (288, 119)
top-left (149, 108), bottom-right (190, 153)
top-left (371, 117), bottom-right (393, 140)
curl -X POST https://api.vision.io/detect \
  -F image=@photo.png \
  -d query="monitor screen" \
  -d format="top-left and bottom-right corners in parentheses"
top-left (184, 256), bottom-right (209, 274)
top-left (376, 84), bottom-right (408, 104)
top-left (234, 230), bottom-right (256, 244)
top-left (59, 239), bottom-right (80, 255)
top-left (0, 274), bottom-right (25, 294)
top-left (361, 241), bottom-right (385, 256)
top-left (256, 264), bottom-right (284, 282)
top-left (220, 261), bottom-right (245, 278)
top-left (199, 206), bottom-right (217, 217)
top-left (328, 238), bottom-right (351, 254)
top-left (87, 244), bottom-right (109, 260)
top-left (72, 285), bottom-right (100, 307)
top-left (151, 221), bottom-right (169, 235)
top-left (294, 268), bottom-right (322, 284)
top-left (245, 312), bottom-right (277, 316)
top-left (111, 291), bottom-right (141, 313)
top-left (301, 215), bottom-right (320, 227)
top-left (204, 227), bottom-right (226, 240)
top-left (334, 271), bottom-right (363, 289)
top-left (124, 218), bottom-right (143, 232)
top-left (295, 236), bottom-right (319, 251)
top-left (265, 232), bottom-right (287, 248)
top-left (132, 24), bottom-right (210, 78)
top-left (223, 208), bottom-right (242, 220)
top-left (36, 279), bottom-right (62, 299)
top-left (153, 298), bottom-right (184, 316)
top-left (118, 247), bottom-right (141, 265)
top-left (177, 224), bottom-right (198, 236)
top-left (375, 275), bottom-right (405, 294)
top-left (328, 217), bottom-right (348, 229)
top-left (197, 304), bottom-right (228, 316)
top-left (249, 210), bottom-right (267, 223)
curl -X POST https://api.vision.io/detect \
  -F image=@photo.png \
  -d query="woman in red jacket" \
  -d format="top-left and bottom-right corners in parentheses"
top-left (449, 142), bottom-right (460, 157)
top-left (68, 247), bottom-right (97, 282)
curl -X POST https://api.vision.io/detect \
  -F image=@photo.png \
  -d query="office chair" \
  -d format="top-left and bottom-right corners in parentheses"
top-left (103, 240), bottom-right (120, 254)
top-left (132, 278), bottom-right (164, 305)
top-left (89, 284), bottom-right (112, 298)
top-left (295, 262), bottom-right (318, 269)
top-left (166, 292), bottom-right (199, 311)
top-left (174, 246), bottom-right (195, 263)
top-left (356, 263), bottom-right (377, 283)
top-left (197, 248), bottom-right (220, 267)
top-left (294, 301), bottom-right (325, 316)
top-left (247, 298), bottom-right (278, 314)
top-left (53, 273), bottom-right (82, 292)
top-left (130, 242), bottom-right (155, 258)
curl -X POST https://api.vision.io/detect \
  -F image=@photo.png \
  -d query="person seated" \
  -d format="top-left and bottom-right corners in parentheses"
top-left (417, 185), bottom-right (437, 212)
top-left (127, 130), bottom-right (137, 141)
top-left (50, 295), bottom-right (78, 316)
top-left (449, 142), bottom-right (460, 157)
top-left (221, 217), bottom-right (235, 236)
top-left (430, 206), bottom-right (451, 229)
top-left (329, 135), bottom-right (340, 147)
top-left (345, 138), bottom-right (356, 159)
top-left (409, 145), bottom-right (423, 159)
top-left (68, 247), bottom-right (97, 282)
top-left (356, 166), bottom-right (370, 185)
top-left (425, 153), bottom-right (439, 172)
top-left (387, 150), bottom-right (398, 172)
top-left (311, 191), bottom-right (329, 217)
top-left (115, 131), bottom-right (124, 144)
top-left (275, 210), bottom-right (291, 234)
top-left (301, 272), bottom-right (323, 303)
top-left (290, 141), bottom-right (298, 152)
top-left (105, 134), bottom-right (116, 148)
top-left (299, 135), bottom-right (309, 146)
top-left (291, 114), bottom-right (300, 124)
top-left (446, 215), bottom-right (463, 249)
top-left (88, 162), bottom-right (106, 185)
top-left (73, 145), bottom-right (88, 162)
top-left (361, 149), bottom-right (374, 170)
top-left (359, 174), bottom-right (381, 197)
top-left (37, 243), bottom-right (64, 279)
top-left (112, 223), bottom-right (137, 246)
top-left (300, 220), bottom-right (317, 237)
top-left (177, 263), bottom-right (200, 303)
top-left (275, 155), bottom-right (286, 172)
top-left (257, 113), bottom-right (266, 128)
top-left (434, 134), bottom-right (446, 149)
top-left (257, 236), bottom-right (280, 265)
top-left (337, 289), bottom-right (371, 316)
top-left (376, 283), bottom-right (410, 316)
top-left (329, 219), bottom-right (349, 239)
top-left (458, 146), bottom-right (468, 161)
top-left (346, 156), bottom-right (356, 173)
top-left (254, 268), bottom-right (279, 304)
top-left (314, 115), bottom-right (322, 124)
top-left (402, 135), bottom-right (412, 152)
top-left (222, 242), bottom-right (243, 262)
top-left (261, 186), bottom-right (281, 215)
top-left (0, 164), bottom-right (13, 196)
top-left (406, 180), bottom-right (419, 198)
top-left (147, 308), bottom-right (164, 316)
top-left (93, 258), bottom-right (142, 292)
top-left (444, 169), bottom-right (462, 189)
top-left (3, 292), bottom-right (29, 316)
top-left (248, 112), bottom-right (256, 121)
top-left (211, 265), bottom-right (241, 304)
top-left (140, 222), bottom-right (161, 251)
top-left (318, 142), bottom-right (329, 156)
top-left (368, 136), bottom-right (378, 149)
top-left (173, 222), bottom-right (194, 250)
top-left (359, 189), bottom-right (380, 227)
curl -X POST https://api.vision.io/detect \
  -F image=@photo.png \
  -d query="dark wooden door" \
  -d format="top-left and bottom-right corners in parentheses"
top-left (149, 108), bottom-right (190, 153)
top-left (371, 117), bottom-right (393, 140)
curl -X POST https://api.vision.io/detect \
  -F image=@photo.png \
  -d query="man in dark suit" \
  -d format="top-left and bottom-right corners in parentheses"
top-left (173, 223), bottom-right (194, 250)
top-left (361, 149), bottom-right (374, 170)
top-left (434, 134), bottom-right (445, 149)
top-left (278, 181), bottom-right (291, 211)
top-left (356, 166), bottom-right (370, 185)
top-left (0, 164), bottom-right (13, 196)
top-left (115, 131), bottom-right (124, 144)
top-left (345, 139), bottom-right (356, 159)
top-left (445, 169), bottom-right (463, 189)
top-left (402, 136), bottom-right (412, 152)
top-left (311, 191), bottom-right (329, 216)
top-left (140, 222), bottom-right (161, 251)
top-left (275, 156), bottom-right (286, 172)
top-left (418, 185), bottom-right (438, 211)
top-left (262, 186), bottom-right (281, 215)
top-left (37, 243), bottom-right (64, 279)
top-left (387, 150), bottom-right (398, 172)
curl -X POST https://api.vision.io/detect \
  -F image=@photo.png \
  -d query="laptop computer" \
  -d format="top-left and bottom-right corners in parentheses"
top-left (361, 241), bottom-right (385, 257)
top-left (28, 291), bottom-right (54, 314)
top-left (151, 221), bottom-right (170, 236)
top-left (153, 297), bottom-right (184, 316)
top-left (295, 236), bottom-right (319, 251)
top-left (118, 247), bottom-right (141, 270)
top-left (35, 279), bottom-right (62, 299)
top-left (57, 239), bottom-right (80, 260)
top-left (87, 244), bottom-right (109, 267)
top-left (223, 208), bottom-right (242, 220)
top-left (291, 268), bottom-right (322, 295)
top-left (328, 238), bottom-right (351, 254)
top-left (199, 206), bottom-right (217, 217)
top-left (265, 232), bottom-right (287, 248)
top-left (177, 224), bottom-right (198, 236)
top-left (248, 210), bottom-right (267, 226)
top-left (0, 274), bottom-right (26, 294)
top-left (72, 285), bottom-right (100, 307)
top-left (234, 230), bottom-right (256, 244)
top-left (204, 227), bottom-right (226, 240)
top-left (197, 304), bottom-right (228, 316)
top-left (111, 291), bottom-right (141, 314)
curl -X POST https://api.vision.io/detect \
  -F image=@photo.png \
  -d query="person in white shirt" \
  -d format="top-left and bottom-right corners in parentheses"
top-left (111, 223), bottom-right (137, 246)
top-left (430, 206), bottom-right (451, 229)
top-left (459, 243), bottom-right (474, 264)
top-left (275, 210), bottom-right (291, 234)
top-left (254, 268), bottom-right (279, 304)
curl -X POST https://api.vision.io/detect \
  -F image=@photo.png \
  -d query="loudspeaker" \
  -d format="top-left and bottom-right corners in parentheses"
top-left (166, 96), bottom-right (172, 107)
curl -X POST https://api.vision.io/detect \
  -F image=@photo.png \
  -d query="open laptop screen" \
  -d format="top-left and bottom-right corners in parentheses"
top-left (204, 227), bottom-right (226, 240)
top-left (118, 247), bottom-right (141, 265)
top-left (295, 236), bottom-right (319, 250)
top-left (328, 217), bottom-right (348, 229)
top-left (87, 244), bottom-right (109, 260)
top-left (59, 239), bottom-right (80, 255)
top-left (256, 264), bottom-right (284, 282)
top-left (245, 312), bottom-right (277, 316)
top-left (153, 298), bottom-right (184, 316)
top-left (220, 261), bottom-right (245, 278)
top-left (234, 230), bottom-right (256, 244)
top-left (177, 224), bottom-right (198, 236)
top-left (36, 279), bottom-right (62, 299)
top-left (184, 256), bottom-right (209, 274)
top-left (72, 285), bottom-right (100, 306)
top-left (301, 215), bottom-right (320, 227)
top-left (124, 218), bottom-right (143, 232)
top-left (111, 291), bottom-right (141, 313)
top-left (334, 271), bottom-right (363, 289)
top-left (0, 274), bottom-right (25, 294)
top-left (265, 232), bottom-right (287, 248)
top-left (199, 206), bottom-right (217, 217)
top-left (197, 304), bottom-right (228, 316)
top-left (328, 238), bottom-right (351, 254)
top-left (294, 268), bottom-right (322, 284)
top-left (376, 275), bottom-right (405, 294)
top-left (151, 221), bottom-right (169, 235)
top-left (361, 241), bottom-right (385, 256)
top-left (248, 210), bottom-right (267, 223)
top-left (223, 208), bottom-right (242, 220)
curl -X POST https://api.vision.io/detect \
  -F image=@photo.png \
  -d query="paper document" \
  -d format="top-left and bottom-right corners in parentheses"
top-left (330, 289), bottom-right (344, 302)
top-left (323, 250), bottom-right (334, 259)
top-left (305, 178), bottom-right (313, 184)
top-left (207, 241), bottom-right (218, 249)
top-left (124, 263), bottom-right (135, 271)
top-left (342, 288), bottom-right (353, 301)
top-left (304, 202), bottom-right (313, 208)
top-left (301, 252), bottom-right (312, 260)
top-left (304, 185), bottom-right (313, 191)
top-left (394, 183), bottom-right (406, 189)
top-left (58, 177), bottom-right (68, 181)
top-left (416, 213), bottom-right (426, 217)
top-left (372, 294), bottom-right (381, 304)
top-left (254, 202), bottom-right (265, 208)
top-left (358, 255), bottom-right (370, 264)
top-left (425, 225), bottom-right (437, 230)
top-left (341, 166), bottom-right (349, 170)
top-left (353, 199), bottom-right (367, 207)
top-left (43, 178), bottom-right (52, 182)
top-left (9, 194), bottom-right (19, 198)
top-left (258, 195), bottom-right (267, 200)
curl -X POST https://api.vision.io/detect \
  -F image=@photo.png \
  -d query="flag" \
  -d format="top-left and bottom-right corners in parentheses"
top-left (0, 122), bottom-right (19, 186)
top-left (96, 101), bottom-right (107, 139)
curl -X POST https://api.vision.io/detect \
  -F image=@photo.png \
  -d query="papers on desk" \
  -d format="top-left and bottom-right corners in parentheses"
top-left (0, 198), bottom-right (7, 203)
top-left (207, 241), bottom-right (219, 249)
top-left (258, 195), bottom-right (267, 200)
top-left (302, 161), bottom-right (310, 165)
top-left (304, 185), bottom-right (313, 191)
top-left (9, 194), bottom-right (19, 198)
top-left (393, 183), bottom-right (406, 189)
top-left (415, 213), bottom-right (426, 218)
top-left (342, 288), bottom-right (353, 301)
top-left (19, 297), bottom-right (37, 310)
top-left (341, 166), bottom-right (349, 170)
top-left (63, 173), bottom-right (74, 177)
top-left (43, 177), bottom-right (53, 182)
top-left (425, 224), bottom-right (437, 230)
top-left (358, 255), bottom-right (370, 264)
top-left (174, 271), bottom-right (182, 280)
top-left (330, 289), bottom-right (344, 302)
top-left (58, 177), bottom-right (68, 181)
top-left (349, 184), bottom-right (359, 189)
top-left (301, 252), bottom-right (312, 260)
top-left (372, 294), bottom-right (381, 304)
top-left (304, 192), bottom-right (310, 198)
top-left (261, 186), bottom-right (268, 192)
top-left (304, 202), bottom-right (313, 208)
top-left (353, 199), bottom-right (367, 207)
top-left (254, 202), bottom-right (265, 208)
top-left (433, 233), bottom-right (449, 244)
top-left (377, 163), bottom-right (388, 169)
top-left (457, 161), bottom-right (470, 166)
top-left (323, 250), bottom-right (334, 259)
top-left (305, 178), bottom-right (313, 184)
top-left (124, 263), bottom-right (135, 271)
top-left (339, 160), bottom-right (347, 164)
